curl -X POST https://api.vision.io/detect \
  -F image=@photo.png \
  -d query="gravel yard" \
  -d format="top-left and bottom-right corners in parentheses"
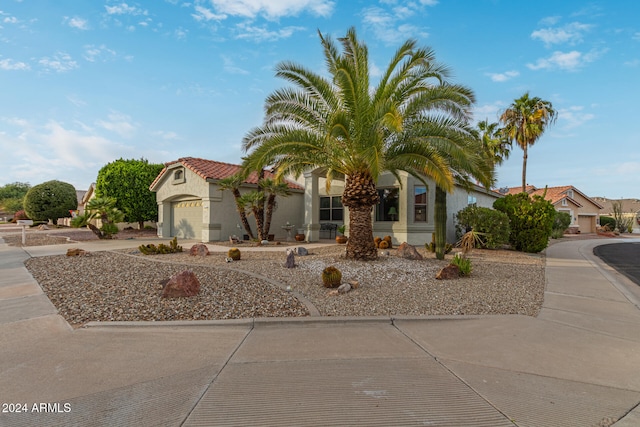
top-left (24, 243), bottom-right (546, 327)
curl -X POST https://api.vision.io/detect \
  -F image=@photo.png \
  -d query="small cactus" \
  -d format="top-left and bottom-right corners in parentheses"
top-left (374, 237), bottom-right (382, 248)
top-left (383, 235), bottom-right (392, 249)
top-left (228, 247), bottom-right (241, 261)
top-left (321, 266), bottom-right (342, 288)
top-left (378, 240), bottom-right (389, 249)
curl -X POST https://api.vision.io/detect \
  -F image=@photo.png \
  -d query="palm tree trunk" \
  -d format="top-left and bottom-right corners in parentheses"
top-left (521, 144), bottom-right (528, 193)
top-left (233, 189), bottom-right (254, 239)
top-left (253, 206), bottom-right (266, 241)
top-left (434, 186), bottom-right (447, 260)
top-left (345, 206), bottom-right (377, 260)
top-left (263, 194), bottom-right (276, 239)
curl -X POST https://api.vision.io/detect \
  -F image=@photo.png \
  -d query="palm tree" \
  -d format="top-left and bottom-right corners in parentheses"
top-left (242, 27), bottom-right (487, 260)
top-left (259, 178), bottom-right (291, 239)
top-left (71, 197), bottom-right (124, 239)
top-left (499, 93), bottom-right (557, 192)
top-left (218, 174), bottom-right (255, 240)
top-left (477, 119), bottom-right (511, 167)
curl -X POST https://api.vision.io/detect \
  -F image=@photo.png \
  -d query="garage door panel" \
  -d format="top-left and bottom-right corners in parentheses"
top-left (171, 200), bottom-right (202, 239)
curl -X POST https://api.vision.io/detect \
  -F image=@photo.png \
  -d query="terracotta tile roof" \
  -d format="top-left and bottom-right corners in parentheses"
top-left (505, 185), bottom-right (603, 209)
top-left (149, 157), bottom-right (303, 191)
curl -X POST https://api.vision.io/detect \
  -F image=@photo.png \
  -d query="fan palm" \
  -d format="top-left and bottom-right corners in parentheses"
top-left (499, 93), bottom-right (557, 192)
top-left (243, 27), bottom-right (490, 260)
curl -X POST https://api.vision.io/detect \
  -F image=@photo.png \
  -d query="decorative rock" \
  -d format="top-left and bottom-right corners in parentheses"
top-left (436, 264), bottom-right (461, 280)
top-left (337, 283), bottom-right (351, 294)
top-left (225, 257), bottom-right (233, 263)
top-left (328, 290), bottom-right (339, 296)
top-left (397, 242), bottom-right (423, 260)
top-left (38, 224), bottom-right (49, 230)
top-left (66, 248), bottom-right (86, 257)
top-left (284, 250), bottom-right (296, 268)
top-left (295, 247), bottom-right (308, 256)
top-left (348, 280), bottom-right (360, 289)
top-left (162, 270), bottom-right (200, 298)
top-left (261, 240), bottom-right (269, 245)
top-left (189, 243), bottom-right (209, 256)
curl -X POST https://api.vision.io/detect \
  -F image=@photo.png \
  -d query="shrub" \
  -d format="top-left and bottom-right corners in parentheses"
top-left (493, 193), bottom-right (555, 253)
top-left (550, 229), bottom-right (565, 239)
top-left (450, 253), bottom-right (472, 276)
top-left (455, 205), bottom-right (510, 249)
top-left (599, 216), bottom-right (615, 230)
top-left (23, 180), bottom-right (78, 225)
top-left (553, 211), bottom-right (571, 233)
top-left (228, 247), bottom-right (241, 260)
top-left (321, 266), bottom-right (342, 288)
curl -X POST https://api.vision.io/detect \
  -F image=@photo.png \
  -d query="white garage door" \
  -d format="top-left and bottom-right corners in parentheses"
top-left (171, 200), bottom-right (202, 239)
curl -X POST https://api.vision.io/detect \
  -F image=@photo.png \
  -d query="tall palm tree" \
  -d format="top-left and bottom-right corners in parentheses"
top-left (242, 27), bottom-right (487, 260)
top-left (499, 93), bottom-right (557, 192)
top-left (259, 178), bottom-right (291, 239)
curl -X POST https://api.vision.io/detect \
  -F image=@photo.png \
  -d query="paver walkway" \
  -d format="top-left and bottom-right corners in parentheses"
top-left (1, 236), bottom-right (639, 426)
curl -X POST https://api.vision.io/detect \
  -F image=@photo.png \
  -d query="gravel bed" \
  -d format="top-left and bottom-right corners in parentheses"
top-left (25, 244), bottom-right (545, 326)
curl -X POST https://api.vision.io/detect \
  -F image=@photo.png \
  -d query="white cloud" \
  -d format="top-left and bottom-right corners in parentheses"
top-left (234, 23), bottom-right (304, 42)
top-left (624, 59), bottom-right (639, 67)
top-left (152, 130), bottom-right (180, 140)
top-left (485, 70), bottom-right (519, 82)
top-left (362, 7), bottom-right (428, 44)
top-left (83, 45), bottom-right (116, 62)
top-left (192, 5), bottom-right (226, 21)
top-left (105, 3), bottom-right (148, 16)
top-left (38, 52), bottom-right (78, 73)
top-left (65, 16), bottom-right (89, 30)
top-left (221, 55), bottom-right (249, 74)
top-left (95, 112), bottom-right (137, 138)
top-left (526, 49), bottom-right (605, 71)
top-left (204, 0), bottom-right (335, 20)
top-left (0, 58), bottom-right (30, 71)
top-left (531, 22), bottom-right (592, 47)
top-left (3, 16), bottom-right (18, 24)
top-left (633, 32), bottom-right (640, 41)
top-left (175, 27), bottom-right (188, 40)
top-left (539, 16), bottom-right (561, 26)
top-left (473, 101), bottom-right (506, 123)
top-left (558, 106), bottom-right (594, 130)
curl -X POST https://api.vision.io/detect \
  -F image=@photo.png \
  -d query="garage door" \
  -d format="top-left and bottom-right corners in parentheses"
top-left (578, 215), bottom-right (595, 233)
top-left (171, 200), bottom-right (202, 239)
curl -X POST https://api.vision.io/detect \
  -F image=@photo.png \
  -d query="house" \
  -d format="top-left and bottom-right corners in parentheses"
top-left (592, 197), bottom-right (640, 232)
top-left (151, 158), bottom-right (501, 245)
top-left (150, 157), bottom-right (305, 242)
top-left (504, 185), bottom-right (603, 233)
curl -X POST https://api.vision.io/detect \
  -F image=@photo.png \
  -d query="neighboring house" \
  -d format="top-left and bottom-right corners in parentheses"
top-left (592, 197), bottom-right (640, 231)
top-left (150, 157), bottom-right (305, 242)
top-left (81, 183), bottom-right (96, 212)
top-left (56, 189), bottom-right (89, 226)
top-left (503, 185), bottom-right (603, 233)
top-left (151, 158), bottom-right (500, 245)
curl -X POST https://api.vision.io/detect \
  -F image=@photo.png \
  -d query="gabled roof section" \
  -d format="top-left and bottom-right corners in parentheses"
top-left (149, 157), bottom-right (304, 191)
top-left (592, 197), bottom-right (640, 214)
top-left (505, 185), bottom-right (603, 209)
top-left (504, 185), bottom-right (537, 195)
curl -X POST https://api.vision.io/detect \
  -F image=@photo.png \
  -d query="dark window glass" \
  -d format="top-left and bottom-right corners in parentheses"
top-left (414, 186), bottom-right (427, 222)
top-left (376, 188), bottom-right (399, 221)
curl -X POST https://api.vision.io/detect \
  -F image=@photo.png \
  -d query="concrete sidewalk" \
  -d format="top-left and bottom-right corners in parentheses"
top-left (1, 237), bottom-right (639, 426)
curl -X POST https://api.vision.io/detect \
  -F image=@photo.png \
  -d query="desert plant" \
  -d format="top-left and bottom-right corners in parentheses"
top-left (425, 241), bottom-right (453, 254)
top-left (321, 266), bottom-right (342, 288)
top-left (374, 237), bottom-right (382, 248)
top-left (455, 205), bottom-right (510, 249)
top-left (337, 224), bottom-right (347, 236)
top-left (228, 247), bottom-right (241, 261)
top-left (552, 211), bottom-right (571, 233)
top-left (550, 229), bottom-right (565, 239)
top-left (71, 197), bottom-right (124, 239)
top-left (383, 235), bottom-right (392, 248)
top-left (458, 230), bottom-right (485, 255)
top-left (138, 237), bottom-right (182, 255)
top-left (450, 253), bottom-right (472, 276)
top-left (611, 201), bottom-right (634, 233)
top-left (378, 240), bottom-right (389, 249)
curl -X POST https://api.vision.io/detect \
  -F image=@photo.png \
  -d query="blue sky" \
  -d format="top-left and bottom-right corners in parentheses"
top-left (0, 0), bottom-right (638, 198)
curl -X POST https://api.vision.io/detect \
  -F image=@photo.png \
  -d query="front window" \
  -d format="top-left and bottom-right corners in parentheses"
top-left (319, 196), bottom-right (343, 221)
top-left (414, 186), bottom-right (427, 222)
top-left (376, 188), bottom-right (399, 221)
top-left (468, 195), bottom-right (477, 206)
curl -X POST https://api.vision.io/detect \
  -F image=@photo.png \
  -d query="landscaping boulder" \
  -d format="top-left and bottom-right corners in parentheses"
top-left (295, 247), bottom-right (308, 256)
top-left (66, 248), bottom-right (86, 257)
top-left (189, 243), bottom-right (209, 256)
top-left (397, 242), bottom-right (423, 260)
top-left (162, 270), bottom-right (201, 298)
top-left (436, 264), bottom-right (461, 280)
top-left (284, 250), bottom-right (296, 268)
